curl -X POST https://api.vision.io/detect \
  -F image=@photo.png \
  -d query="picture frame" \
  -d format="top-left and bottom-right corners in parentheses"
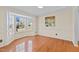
top-left (45, 16), bottom-right (55, 27)
top-left (15, 16), bottom-right (26, 32)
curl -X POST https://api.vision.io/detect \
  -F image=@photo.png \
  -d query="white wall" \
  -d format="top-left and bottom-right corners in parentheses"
top-left (72, 7), bottom-right (79, 46)
top-left (38, 7), bottom-right (73, 41)
top-left (0, 8), bottom-right (4, 37)
top-left (0, 7), bottom-right (5, 46)
top-left (0, 7), bottom-right (9, 46)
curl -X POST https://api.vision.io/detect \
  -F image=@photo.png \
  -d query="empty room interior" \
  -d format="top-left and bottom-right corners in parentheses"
top-left (0, 6), bottom-right (79, 52)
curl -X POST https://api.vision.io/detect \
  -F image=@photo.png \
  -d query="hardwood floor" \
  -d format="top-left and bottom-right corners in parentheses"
top-left (0, 35), bottom-right (79, 52)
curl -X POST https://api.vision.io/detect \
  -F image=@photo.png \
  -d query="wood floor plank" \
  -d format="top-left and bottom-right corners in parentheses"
top-left (0, 35), bottom-right (79, 52)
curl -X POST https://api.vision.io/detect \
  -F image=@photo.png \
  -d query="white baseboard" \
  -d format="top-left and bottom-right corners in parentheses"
top-left (38, 34), bottom-right (72, 41)
top-left (72, 41), bottom-right (78, 47)
top-left (73, 43), bottom-right (78, 47)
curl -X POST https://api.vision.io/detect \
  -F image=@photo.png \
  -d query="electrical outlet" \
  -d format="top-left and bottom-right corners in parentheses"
top-left (0, 40), bottom-right (2, 43)
top-left (56, 33), bottom-right (58, 36)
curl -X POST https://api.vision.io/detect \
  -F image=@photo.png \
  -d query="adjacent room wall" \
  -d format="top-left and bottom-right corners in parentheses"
top-left (0, 7), bottom-right (37, 47)
top-left (72, 7), bottom-right (79, 46)
top-left (4, 7), bottom-right (36, 39)
top-left (0, 8), bottom-right (5, 45)
top-left (38, 7), bottom-right (73, 41)
top-left (0, 8), bottom-right (3, 37)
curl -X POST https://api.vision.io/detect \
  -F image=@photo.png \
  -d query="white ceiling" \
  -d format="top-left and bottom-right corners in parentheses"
top-left (10, 6), bottom-right (67, 16)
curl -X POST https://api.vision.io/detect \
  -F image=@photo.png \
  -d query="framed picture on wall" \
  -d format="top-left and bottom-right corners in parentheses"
top-left (45, 16), bottom-right (55, 27)
top-left (15, 16), bottom-right (26, 32)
